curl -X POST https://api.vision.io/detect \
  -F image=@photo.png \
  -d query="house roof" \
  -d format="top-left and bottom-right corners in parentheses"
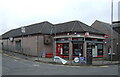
top-left (54, 20), bottom-right (104, 34)
top-left (91, 20), bottom-right (113, 32)
top-left (112, 21), bottom-right (120, 34)
top-left (2, 21), bottom-right (54, 39)
top-left (91, 20), bottom-right (120, 38)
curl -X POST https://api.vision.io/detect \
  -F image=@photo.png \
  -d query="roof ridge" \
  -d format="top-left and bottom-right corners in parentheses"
top-left (54, 20), bottom-right (79, 25)
top-left (77, 21), bottom-right (86, 32)
top-left (2, 21), bottom-right (48, 36)
top-left (95, 20), bottom-right (111, 25)
top-left (26, 21), bottom-right (48, 27)
top-left (70, 21), bottom-right (77, 31)
top-left (39, 22), bottom-right (47, 33)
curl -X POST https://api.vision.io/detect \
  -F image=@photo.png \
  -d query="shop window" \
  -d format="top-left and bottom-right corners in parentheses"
top-left (97, 44), bottom-right (103, 57)
top-left (63, 44), bottom-right (69, 55)
top-left (73, 44), bottom-right (83, 56)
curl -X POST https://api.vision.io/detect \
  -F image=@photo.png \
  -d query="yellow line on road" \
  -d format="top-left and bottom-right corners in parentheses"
top-left (3, 54), bottom-right (9, 56)
top-left (3, 53), bottom-right (21, 60)
top-left (3, 53), bottom-right (34, 62)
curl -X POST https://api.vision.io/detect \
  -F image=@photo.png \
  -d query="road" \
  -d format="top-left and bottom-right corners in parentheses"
top-left (2, 53), bottom-right (119, 75)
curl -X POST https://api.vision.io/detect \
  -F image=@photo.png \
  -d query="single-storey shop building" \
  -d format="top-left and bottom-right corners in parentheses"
top-left (2, 20), bottom-right (107, 59)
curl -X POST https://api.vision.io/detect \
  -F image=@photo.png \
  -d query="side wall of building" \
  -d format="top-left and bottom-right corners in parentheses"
top-left (38, 35), bottom-right (53, 57)
top-left (2, 34), bottom-right (53, 56)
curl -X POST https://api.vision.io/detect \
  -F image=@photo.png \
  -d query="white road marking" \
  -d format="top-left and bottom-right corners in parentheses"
top-left (92, 67), bottom-right (97, 68)
top-left (33, 64), bottom-right (40, 66)
top-left (99, 66), bottom-right (109, 67)
top-left (66, 66), bottom-right (81, 68)
top-left (14, 60), bottom-right (17, 62)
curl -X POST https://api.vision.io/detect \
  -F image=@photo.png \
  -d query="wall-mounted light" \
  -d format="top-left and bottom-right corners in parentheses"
top-left (104, 41), bottom-right (107, 44)
top-left (67, 33), bottom-right (69, 35)
top-left (74, 32), bottom-right (77, 35)
top-left (117, 42), bottom-right (119, 46)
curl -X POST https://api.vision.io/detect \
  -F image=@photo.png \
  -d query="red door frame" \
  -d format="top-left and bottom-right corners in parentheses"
top-left (56, 43), bottom-right (69, 58)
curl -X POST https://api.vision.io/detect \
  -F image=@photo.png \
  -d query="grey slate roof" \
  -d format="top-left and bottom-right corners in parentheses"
top-left (54, 20), bottom-right (104, 34)
top-left (91, 20), bottom-right (115, 34)
top-left (2, 21), bottom-right (54, 38)
top-left (2, 20), bottom-right (104, 39)
top-left (112, 21), bottom-right (120, 34)
top-left (91, 20), bottom-right (120, 38)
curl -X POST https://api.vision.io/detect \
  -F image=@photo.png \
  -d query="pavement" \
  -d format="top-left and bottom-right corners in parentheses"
top-left (1, 50), bottom-right (119, 66)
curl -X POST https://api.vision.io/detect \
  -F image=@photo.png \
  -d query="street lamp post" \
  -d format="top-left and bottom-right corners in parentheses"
top-left (110, 0), bottom-right (113, 63)
top-left (21, 27), bottom-right (25, 54)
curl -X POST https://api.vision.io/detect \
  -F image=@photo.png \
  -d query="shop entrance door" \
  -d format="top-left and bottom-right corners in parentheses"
top-left (56, 43), bottom-right (63, 56)
top-left (92, 45), bottom-right (98, 57)
top-left (56, 43), bottom-right (69, 56)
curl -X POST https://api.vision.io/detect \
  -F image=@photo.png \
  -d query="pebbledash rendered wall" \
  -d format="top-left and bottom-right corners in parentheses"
top-left (2, 34), bottom-right (53, 56)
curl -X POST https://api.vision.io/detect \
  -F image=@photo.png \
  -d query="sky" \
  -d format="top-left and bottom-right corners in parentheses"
top-left (0, 0), bottom-right (119, 35)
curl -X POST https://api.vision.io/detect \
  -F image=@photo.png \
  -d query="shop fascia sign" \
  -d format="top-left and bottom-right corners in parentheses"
top-left (104, 34), bottom-right (109, 38)
top-left (85, 32), bottom-right (89, 37)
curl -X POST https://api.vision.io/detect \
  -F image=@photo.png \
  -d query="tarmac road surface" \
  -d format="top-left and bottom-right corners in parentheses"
top-left (2, 53), bottom-right (119, 75)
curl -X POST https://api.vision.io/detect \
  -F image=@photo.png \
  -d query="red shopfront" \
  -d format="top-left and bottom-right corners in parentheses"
top-left (55, 37), bottom-right (104, 59)
top-left (56, 37), bottom-right (84, 59)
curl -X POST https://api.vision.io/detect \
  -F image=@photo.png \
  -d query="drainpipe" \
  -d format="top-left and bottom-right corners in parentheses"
top-left (69, 36), bottom-right (73, 65)
top-left (53, 37), bottom-right (56, 59)
top-left (7, 38), bottom-right (8, 52)
top-left (37, 34), bottom-right (39, 60)
top-left (53, 26), bottom-right (56, 60)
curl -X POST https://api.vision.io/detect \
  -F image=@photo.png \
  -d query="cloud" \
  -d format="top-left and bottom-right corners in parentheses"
top-left (0, 0), bottom-right (120, 35)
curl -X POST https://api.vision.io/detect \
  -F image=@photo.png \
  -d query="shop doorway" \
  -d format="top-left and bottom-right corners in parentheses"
top-left (87, 43), bottom-right (103, 58)
top-left (92, 45), bottom-right (98, 57)
top-left (56, 43), bottom-right (69, 57)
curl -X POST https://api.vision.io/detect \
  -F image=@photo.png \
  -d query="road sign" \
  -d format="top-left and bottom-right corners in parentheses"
top-left (74, 57), bottom-right (80, 63)
top-left (105, 34), bottom-right (109, 38)
top-left (21, 27), bottom-right (25, 33)
top-left (80, 57), bottom-right (86, 63)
